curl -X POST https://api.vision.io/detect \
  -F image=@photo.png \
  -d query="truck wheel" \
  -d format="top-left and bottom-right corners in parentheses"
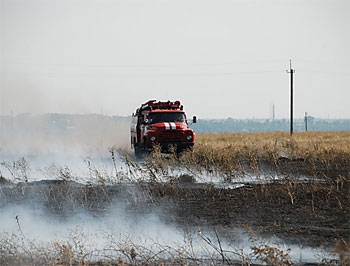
top-left (134, 147), bottom-right (144, 159)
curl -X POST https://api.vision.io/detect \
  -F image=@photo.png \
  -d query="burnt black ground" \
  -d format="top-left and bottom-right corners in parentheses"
top-left (149, 181), bottom-right (349, 249)
top-left (0, 178), bottom-right (348, 251)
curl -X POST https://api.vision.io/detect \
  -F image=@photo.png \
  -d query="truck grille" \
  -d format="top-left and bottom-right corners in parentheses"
top-left (159, 130), bottom-right (184, 141)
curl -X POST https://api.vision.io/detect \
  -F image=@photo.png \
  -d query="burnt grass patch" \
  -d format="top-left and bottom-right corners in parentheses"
top-left (149, 181), bottom-right (350, 249)
top-left (1, 178), bottom-right (348, 250)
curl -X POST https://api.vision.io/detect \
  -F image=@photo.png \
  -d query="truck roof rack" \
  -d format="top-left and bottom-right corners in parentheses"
top-left (137, 100), bottom-right (183, 114)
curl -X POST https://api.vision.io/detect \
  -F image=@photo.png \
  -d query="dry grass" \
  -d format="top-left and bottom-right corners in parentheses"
top-left (194, 131), bottom-right (350, 162)
top-left (178, 131), bottom-right (350, 180)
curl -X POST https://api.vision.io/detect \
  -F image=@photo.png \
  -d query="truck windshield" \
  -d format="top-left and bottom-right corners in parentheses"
top-left (148, 112), bottom-right (185, 124)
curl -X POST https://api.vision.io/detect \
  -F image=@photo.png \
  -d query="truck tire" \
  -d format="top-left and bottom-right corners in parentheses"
top-left (134, 146), bottom-right (142, 158)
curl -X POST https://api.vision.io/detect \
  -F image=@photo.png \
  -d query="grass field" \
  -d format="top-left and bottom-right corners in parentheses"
top-left (183, 131), bottom-right (350, 179)
top-left (0, 131), bottom-right (349, 265)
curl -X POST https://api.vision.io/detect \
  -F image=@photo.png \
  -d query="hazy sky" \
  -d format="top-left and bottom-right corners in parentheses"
top-left (1, 0), bottom-right (349, 119)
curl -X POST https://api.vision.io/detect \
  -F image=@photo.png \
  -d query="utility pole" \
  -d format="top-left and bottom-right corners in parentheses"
top-left (304, 112), bottom-right (308, 132)
top-left (286, 60), bottom-right (295, 135)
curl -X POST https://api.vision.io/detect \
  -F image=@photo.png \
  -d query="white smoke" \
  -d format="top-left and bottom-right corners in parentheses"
top-left (0, 113), bottom-right (337, 264)
top-left (0, 113), bottom-right (132, 182)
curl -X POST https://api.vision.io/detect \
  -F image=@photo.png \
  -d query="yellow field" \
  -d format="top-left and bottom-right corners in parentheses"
top-left (195, 131), bottom-right (350, 158)
top-left (179, 131), bottom-right (350, 179)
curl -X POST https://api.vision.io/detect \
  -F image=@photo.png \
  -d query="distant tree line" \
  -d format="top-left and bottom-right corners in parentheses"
top-left (191, 118), bottom-right (350, 134)
top-left (0, 114), bottom-right (349, 136)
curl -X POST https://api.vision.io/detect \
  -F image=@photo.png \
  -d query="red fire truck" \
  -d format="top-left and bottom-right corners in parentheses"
top-left (130, 100), bottom-right (196, 156)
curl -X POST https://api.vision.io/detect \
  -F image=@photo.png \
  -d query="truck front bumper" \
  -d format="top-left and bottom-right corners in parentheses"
top-left (146, 142), bottom-right (193, 153)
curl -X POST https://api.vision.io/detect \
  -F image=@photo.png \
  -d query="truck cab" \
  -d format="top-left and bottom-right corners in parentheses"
top-left (130, 100), bottom-right (196, 156)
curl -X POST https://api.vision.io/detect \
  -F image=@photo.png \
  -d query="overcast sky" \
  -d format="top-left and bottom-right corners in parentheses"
top-left (1, 0), bottom-right (349, 119)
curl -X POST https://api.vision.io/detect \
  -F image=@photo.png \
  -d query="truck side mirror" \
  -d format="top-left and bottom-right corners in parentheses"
top-left (192, 116), bottom-right (197, 123)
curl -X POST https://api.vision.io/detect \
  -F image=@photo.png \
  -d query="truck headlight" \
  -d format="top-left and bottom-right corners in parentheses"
top-left (186, 135), bottom-right (192, 141)
top-left (150, 136), bottom-right (156, 142)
